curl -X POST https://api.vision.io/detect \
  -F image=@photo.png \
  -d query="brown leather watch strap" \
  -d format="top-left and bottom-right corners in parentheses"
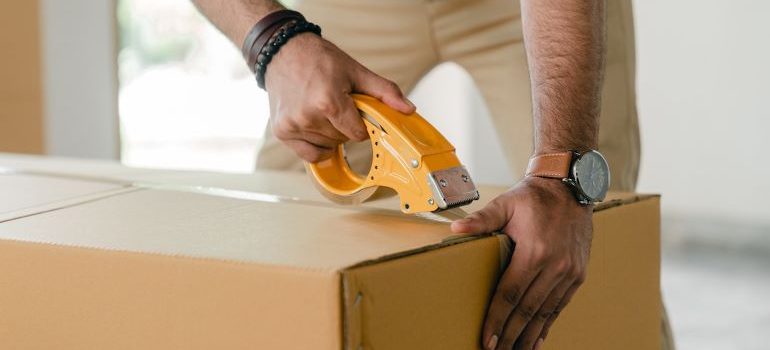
top-left (525, 151), bottom-right (573, 179)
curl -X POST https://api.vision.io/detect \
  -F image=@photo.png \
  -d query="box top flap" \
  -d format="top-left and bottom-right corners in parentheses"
top-left (0, 155), bottom-right (655, 272)
top-left (0, 171), bottom-right (129, 221)
top-left (128, 169), bottom-right (650, 214)
top-left (0, 153), bottom-right (653, 213)
top-left (0, 153), bottom-right (152, 180)
top-left (0, 187), bottom-right (458, 271)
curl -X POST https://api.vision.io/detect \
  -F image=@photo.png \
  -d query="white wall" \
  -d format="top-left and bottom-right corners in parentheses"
top-left (634, 0), bottom-right (770, 225)
top-left (416, 1), bottom-right (770, 226)
top-left (40, 0), bottom-right (119, 159)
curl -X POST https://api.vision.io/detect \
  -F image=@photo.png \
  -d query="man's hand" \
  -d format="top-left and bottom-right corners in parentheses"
top-left (451, 177), bottom-right (593, 350)
top-left (191, 0), bottom-right (415, 162)
top-left (264, 33), bottom-right (415, 162)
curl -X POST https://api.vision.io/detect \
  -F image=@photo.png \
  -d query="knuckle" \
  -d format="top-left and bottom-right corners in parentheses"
top-left (297, 144), bottom-right (333, 163)
top-left (351, 128), bottom-right (369, 141)
top-left (531, 244), bottom-right (550, 265)
top-left (296, 114), bottom-right (316, 129)
top-left (554, 259), bottom-right (572, 277)
top-left (385, 80), bottom-right (401, 93)
top-left (552, 305), bottom-right (564, 318)
top-left (273, 122), bottom-right (293, 140)
top-left (575, 271), bottom-right (587, 285)
top-left (501, 287), bottom-right (522, 306)
top-left (516, 304), bottom-right (538, 321)
top-left (298, 149), bottom-right (322, 163)
top-left (474, 209), bottom-right (493, 224)
top-left (315, 99), bottom-right (339, 116)
top-left (537, 308), bottom-right (553, 321)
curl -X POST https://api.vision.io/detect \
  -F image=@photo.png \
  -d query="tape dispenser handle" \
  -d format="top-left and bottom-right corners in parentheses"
top-left (305, 95), bottom-right (383, 201)
top-left (306, 94), bottom-right (458, 212)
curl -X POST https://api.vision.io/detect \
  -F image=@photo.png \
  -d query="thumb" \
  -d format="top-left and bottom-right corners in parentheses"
top-left (450, 200), bottom-right (510, 235)
top-left (353, 67), bottom-right (416, 114)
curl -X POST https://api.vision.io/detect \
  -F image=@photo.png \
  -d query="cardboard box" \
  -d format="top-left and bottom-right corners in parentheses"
top-left (0, 155), bottom-right (661, 349)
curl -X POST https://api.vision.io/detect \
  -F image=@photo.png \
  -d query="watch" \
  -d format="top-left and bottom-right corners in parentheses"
top-left (525, 150), bottom-right (611, 205)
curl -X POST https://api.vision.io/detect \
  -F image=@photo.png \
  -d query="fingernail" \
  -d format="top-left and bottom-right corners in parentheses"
top-left (486, 334), bottom-right (498, 350)
top-left (534, 338), bottom-right (544, 350)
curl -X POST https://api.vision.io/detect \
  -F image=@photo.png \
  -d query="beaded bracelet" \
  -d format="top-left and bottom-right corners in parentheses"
top-left (254, 20), bottom-right (322, 89)
top-left (242, 10), bottom-right (305, 74)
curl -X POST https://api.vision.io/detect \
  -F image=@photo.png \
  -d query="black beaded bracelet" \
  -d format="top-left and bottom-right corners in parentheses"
top-left (254, 20), bottom-right (322, 89)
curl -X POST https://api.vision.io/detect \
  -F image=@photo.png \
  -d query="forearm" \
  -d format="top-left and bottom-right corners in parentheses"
top-left (191, 0), bottom-right (285, 45)
top-left (522, 0), bottom-right (606, 154)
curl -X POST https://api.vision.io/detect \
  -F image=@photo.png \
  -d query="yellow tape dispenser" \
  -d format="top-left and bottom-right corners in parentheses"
top-left (306, 94), bottom-right (479, 215)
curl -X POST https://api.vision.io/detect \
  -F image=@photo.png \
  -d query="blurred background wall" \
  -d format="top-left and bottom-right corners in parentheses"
top-left (635, 1), bottom-right (770, 227)
top-left (1, 1), bottom-right (768, 348)
top-left (39, 0), bottom-right (120, 159)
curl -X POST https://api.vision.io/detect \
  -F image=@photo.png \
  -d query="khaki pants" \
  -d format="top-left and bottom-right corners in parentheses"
top-left (257, 0), bottom-right (639, 191)
top-left (257, 0), bottom-right (673, 348)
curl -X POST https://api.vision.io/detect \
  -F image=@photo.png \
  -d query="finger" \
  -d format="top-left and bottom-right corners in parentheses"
top-left (539, 282), bottom-right (581, 341)
top-left (481, 250), bottom-right (540, 350)
top-left (352, 67), bottom-right (416, 114)
top-left (307, 120), bottom-right (350, 144)
top-left (283, 139), bottom-right (335, 163)
top-left (451, 199), bottom-right (509, 235)
top-left (327, 95), bottom-right (369, 142)
top-left (514, 277), bottom-right (573, 350)
top-left (302, 126), bottom-right (347, 146)
top-left (298, 106), bottom-right (350, 143)
top-left (296, 128), bottom-right (345, 150)
top-left (496, 273), bottom-right (558, 350)
top-left (273, 114), bottom-right (344, 158)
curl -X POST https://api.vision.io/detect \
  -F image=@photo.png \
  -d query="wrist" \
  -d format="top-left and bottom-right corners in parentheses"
top-left (235, 5), bottom-right (287, 45)
top-left (246, 17), bottom-right (322, 89)
top-left (533, 144), bottom-right (596, 156)
top-left (263, 32), bottom-right (324, 91)
top-left (522, 176), bottom-right (593, 212)
top-left (525, 149), bottom-right (610, 206)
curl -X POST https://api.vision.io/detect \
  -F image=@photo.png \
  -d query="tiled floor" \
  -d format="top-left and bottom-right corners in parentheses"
top-left (661, 216), bottom-right (770, 350)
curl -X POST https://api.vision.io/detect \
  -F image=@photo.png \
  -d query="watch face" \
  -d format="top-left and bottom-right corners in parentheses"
top-left (573, 151), bottom-right (610, 202)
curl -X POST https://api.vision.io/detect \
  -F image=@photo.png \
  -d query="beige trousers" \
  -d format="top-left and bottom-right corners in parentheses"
top-left (257, 0), bottom-right (672, 348)
top-left (257, 0), bottom-right (640, 192)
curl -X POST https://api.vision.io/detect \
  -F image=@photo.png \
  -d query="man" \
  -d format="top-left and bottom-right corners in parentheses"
top-left (192, 0), bottom-right (671, 349)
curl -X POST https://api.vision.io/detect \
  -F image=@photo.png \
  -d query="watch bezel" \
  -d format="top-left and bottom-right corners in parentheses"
top-left (570, 150), bottom-right (610, 204)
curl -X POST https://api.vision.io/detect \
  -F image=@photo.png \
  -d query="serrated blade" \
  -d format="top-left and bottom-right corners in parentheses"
top-left (427, 166), bottom-right (480, 210)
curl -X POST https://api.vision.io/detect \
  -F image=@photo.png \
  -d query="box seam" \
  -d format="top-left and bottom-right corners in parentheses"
top-left (0, 186), bottom-right (139, 223)
top-left (0, 237), bottom-right (341, 274)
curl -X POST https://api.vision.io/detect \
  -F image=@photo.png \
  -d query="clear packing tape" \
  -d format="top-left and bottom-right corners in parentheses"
top-left (0, 165), bottom-right (503, 235)
top-left (0, 165), bottom-right (514, 276)
top-left (0, 165), bottom-right (513, 272)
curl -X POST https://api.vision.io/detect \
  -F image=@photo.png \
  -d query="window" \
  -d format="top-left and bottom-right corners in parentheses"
top-left (118, 0), bottom-right (268, 173)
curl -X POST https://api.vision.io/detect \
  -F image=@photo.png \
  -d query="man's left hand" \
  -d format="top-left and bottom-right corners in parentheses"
top-left (451, 176), bottom-right (593, 350)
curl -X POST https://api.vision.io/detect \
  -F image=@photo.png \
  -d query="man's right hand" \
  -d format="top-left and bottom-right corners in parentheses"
top-left (264, 33), bottom-right (415, 162)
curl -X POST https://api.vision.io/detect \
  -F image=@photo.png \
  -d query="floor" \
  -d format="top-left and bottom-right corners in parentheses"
top-left (661, 216), bottom-right (770, 350)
